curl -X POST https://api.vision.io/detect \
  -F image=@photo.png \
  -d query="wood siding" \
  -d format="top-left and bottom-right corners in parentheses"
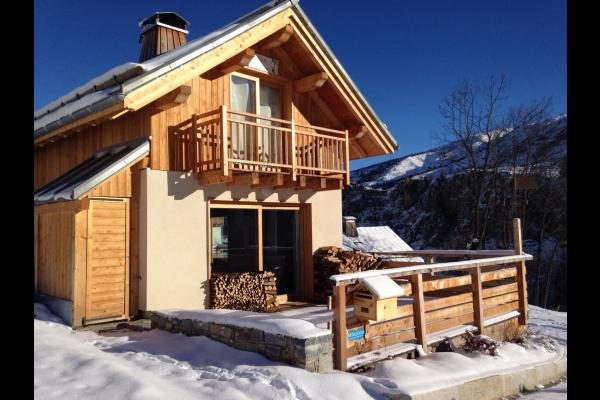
top-left (85, 199), bottom-right (129, 322)
top-left (87, 166), bottom-right (132, 198)
top-left (34, 109), bottom-right (151, 191)
top-left (37, 210), bottom-right (74, 300)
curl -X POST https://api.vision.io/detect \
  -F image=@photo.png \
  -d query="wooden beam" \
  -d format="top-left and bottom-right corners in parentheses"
top-left (218, 48), bottom-right (256, 75)
top-left (513, 218), bottom-right (528, 327)
top-left (305, 177), bottom-right (327, 191)
top-left (333, 284), bottom-right (348, 371)
top-left (411, 273), bottom-right (427, 351)
top-left (251, 173), bottom-right (286, 188)
top-left (198, 170), bottom-right (233, 186)
top-left (271, 46), bottom-right (344, 129)
top-left (471, 266), bottom-right (484, 333)
top-left (349, 125), bottom-right (367, 140)
top-left (154, 85), bottom-right (192, 111)
top-left (295, 72), bottom-right (328, 93)
top-left (34, 101), bottom-right (125, 145)
top-left (260, 24), bottom-right (294, 50)
top-left (227, 172), bottom-right (260, 187)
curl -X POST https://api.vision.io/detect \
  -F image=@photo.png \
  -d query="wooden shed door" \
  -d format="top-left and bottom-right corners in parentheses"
top-left (85, 199), bottom-right (129, 323)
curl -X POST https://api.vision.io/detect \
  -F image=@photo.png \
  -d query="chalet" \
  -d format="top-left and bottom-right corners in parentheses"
top-left (33, 0), bottom-right (398, 327)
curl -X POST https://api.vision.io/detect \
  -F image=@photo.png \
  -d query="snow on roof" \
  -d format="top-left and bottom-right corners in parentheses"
top-left (34, 0), bottom-right (293, 137)
top-left (343, 226), bottom-right (413, 253)
top-left (34, 0), bottom-right (396, 152)
top-left (359, 275), bottom-right (404, 299)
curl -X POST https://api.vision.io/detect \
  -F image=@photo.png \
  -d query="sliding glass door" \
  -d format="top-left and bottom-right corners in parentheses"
top-left (262, 210), bottom-right (299, 294)
top-left (210, 205), bottom-right (300, 295)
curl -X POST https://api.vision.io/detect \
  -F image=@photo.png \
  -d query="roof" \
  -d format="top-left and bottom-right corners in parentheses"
top-left (34, 137), bottom-right (150, 205)
top-left (34, 0), bottom-right (397, 152)
top-left (343, 226), bottom-right (414, 253)
top-left (139, 12), bottom-right (190, 30)
top-left (359, 275), bottom-right (405, 299)
top-left (343, 226), bottom-right (423, 262)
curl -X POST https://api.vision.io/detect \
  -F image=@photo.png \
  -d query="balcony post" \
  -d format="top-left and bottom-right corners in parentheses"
top-left (220, 105), bottom-right (229, 176)
top-left (291, 118), bottom-right (297, 181)
top-left (513, 218), bottom-right (528, 327)
top-left (344, 129), bottom-right (350, 186)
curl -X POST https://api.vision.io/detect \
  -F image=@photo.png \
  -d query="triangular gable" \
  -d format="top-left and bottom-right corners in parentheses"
top-left (34, 0), bottom-right (397, 157)
top-left (34, 137), bottom-right (149, 204)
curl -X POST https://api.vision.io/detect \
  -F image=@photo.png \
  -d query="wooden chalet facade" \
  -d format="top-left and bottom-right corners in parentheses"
top-left (33, 1), bottom-right (397, 327)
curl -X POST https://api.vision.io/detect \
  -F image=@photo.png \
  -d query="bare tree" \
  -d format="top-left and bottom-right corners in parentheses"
top-left (439, 75), bottom-right (551, 247)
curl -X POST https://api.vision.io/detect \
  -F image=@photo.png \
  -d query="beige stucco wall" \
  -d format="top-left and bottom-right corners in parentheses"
top-left (139, 168), bottom-right (342, 311)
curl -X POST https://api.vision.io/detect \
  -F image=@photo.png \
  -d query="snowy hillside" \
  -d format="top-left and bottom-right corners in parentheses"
top-left (34, 303), bottom-right (566, 399)
top-left (352, 114), bottom-right (566, 189)
top-left (344, 115), bottom-right (567, 309)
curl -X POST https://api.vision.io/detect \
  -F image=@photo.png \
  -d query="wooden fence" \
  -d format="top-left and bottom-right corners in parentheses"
top-left (330, 218), bottom-right (531, 371)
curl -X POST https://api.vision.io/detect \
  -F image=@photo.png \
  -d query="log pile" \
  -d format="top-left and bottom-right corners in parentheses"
top-left (210, 271), bottom-right (278, 312)
top-left (313, 246), bottom-right (383, 303)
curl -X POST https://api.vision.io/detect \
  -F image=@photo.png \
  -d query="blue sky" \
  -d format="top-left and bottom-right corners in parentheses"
top-left (34, 0), bottom-right (566, 170)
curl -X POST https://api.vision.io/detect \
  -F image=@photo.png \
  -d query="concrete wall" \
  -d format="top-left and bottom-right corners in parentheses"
top-left (139, 168), bottom-right (342, 311)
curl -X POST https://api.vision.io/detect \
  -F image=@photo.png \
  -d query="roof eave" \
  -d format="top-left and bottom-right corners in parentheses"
top-left (290, 2), bottom-right (398, 153)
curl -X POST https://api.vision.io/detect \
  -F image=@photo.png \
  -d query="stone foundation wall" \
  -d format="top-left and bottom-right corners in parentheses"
top-left (150, 311), bottom-right (334, 373)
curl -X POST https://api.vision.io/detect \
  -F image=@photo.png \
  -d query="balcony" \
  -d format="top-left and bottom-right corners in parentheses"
top-left (170, 105), bottom-right (349, 190)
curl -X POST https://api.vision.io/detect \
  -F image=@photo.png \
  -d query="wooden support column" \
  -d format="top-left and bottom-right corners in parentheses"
top-left (513, 218), bottom-right (528, 327)
top-left (333, 284), bottom-right (348, 371)
top-left (257, 207), bottom-right (263, 271)
top-left (411, 273), bottom-right (427, 351)
top-left (220, 105), bottom-right (229, 177)
top-left (471, 266), bottom-right (484, 333)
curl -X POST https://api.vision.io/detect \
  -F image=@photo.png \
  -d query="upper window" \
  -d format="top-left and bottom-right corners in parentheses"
top-left (230, 73), bottom-right (281, 119)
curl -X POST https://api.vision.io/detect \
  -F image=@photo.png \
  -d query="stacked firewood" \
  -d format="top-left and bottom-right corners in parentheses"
top-left (210, 272), bottom-right (278, 312)
top-left (313, 246), bottom-right (382, 303)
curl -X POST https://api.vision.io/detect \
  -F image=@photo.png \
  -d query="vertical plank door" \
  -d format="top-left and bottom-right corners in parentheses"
top-left (85, 199), bottom-right (129, 322)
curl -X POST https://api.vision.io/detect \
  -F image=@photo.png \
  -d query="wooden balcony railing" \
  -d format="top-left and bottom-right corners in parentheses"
top-left (330, 218), bottom-right (531, 371)
top-left (171, 105), bottom-right (350, 187)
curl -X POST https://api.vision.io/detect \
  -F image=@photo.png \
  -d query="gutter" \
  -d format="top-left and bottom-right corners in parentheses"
top-left (34, 92), bottom-right (126, 139)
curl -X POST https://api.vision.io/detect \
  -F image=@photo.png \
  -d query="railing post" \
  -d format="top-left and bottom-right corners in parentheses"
top-left (191, 113), bottom-right (199, 174)
top-left (411, 273), bottom-right (427, 352)
top-left (344, 129), bottom-right (350, 186)
top-left (333, 284), bottom-right (347, 371)
top-left (220, 105), bottom-right (229, 176)
top-left (513, 218), bottom-right (528, 327)
top-left (291, 118), bottom-right (297, 181)
top-left (471, 266), bottom-right (484, 333)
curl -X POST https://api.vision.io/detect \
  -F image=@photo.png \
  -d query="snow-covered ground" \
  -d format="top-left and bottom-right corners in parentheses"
top-left (34, 303), bottom-right (566, 399)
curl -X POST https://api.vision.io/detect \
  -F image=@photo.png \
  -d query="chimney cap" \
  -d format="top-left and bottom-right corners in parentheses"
top-left (139, 12), bottom-right (190, 31)
top-left (343, 216), bottom-right (357, 221)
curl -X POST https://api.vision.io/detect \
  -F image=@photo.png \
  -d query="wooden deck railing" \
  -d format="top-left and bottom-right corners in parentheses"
top-left (171, 105), bottom-right (350, 185)
top-left (330, 218), bottom-right (531, 371)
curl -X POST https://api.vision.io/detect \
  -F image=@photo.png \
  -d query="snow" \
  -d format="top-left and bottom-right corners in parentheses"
top-left (359, 275), bottom-right (405, 299)
top-left (34, 1), bottom-right (293, 133)
top-left (343, 226), bottom-right (424, 262)
top-left (154, 308), bottom-right (331, 339)
top-left (34, 303), bottom-right (566, 399)
top-left (34, 88), bottom-right (120, 131)
top-left (34, 63), bottom-right (143, 118)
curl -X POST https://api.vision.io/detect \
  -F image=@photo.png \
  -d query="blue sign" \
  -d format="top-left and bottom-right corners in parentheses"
top-left (348, 327), bottom-right (365, 341)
